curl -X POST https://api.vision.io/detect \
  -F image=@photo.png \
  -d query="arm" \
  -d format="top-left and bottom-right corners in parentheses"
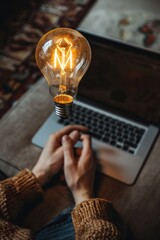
top-left (0, 125), bottom-right (88, 240)
top-left (0, 218), bottom-right (33, 239)
top-left (0, 169), bottom-right (43, 222)
top-left (62, 134), bottom-right (120, 239)
top-left (0, 169), bottom-right (42, 240)
top-left (72, 199), bottom-right (120, 239)
top-left (0, 125), bottom-right (87, 221)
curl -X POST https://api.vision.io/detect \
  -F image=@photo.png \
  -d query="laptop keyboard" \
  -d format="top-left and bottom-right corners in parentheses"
top-left (58, 104), bottom-right (146, 155)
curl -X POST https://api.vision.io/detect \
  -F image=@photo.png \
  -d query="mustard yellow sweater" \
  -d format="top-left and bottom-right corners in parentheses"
top-left (0, 169), bottom-right (120, 239)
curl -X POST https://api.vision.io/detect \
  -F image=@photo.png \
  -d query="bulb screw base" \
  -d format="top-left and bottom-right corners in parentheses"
top-left (55, 102), bottom-right (73, 118)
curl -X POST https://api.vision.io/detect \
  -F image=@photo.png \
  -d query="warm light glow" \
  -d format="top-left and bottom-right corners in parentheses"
top-left (54, 94), bottom-right (73, 104)
top-left (53, 37), bottom-right (73, 71)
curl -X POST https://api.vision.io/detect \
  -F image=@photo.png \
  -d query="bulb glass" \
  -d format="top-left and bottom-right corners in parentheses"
top-left (35, 28), bottom-right (91, 116)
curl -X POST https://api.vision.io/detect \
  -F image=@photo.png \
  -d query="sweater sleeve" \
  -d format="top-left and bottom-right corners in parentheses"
top-left (0, 219), bottom-right (33, 240)
top-left (72, 198), bottom-right (120, 240)
top-left (0, 169), bottom-right (43, 222)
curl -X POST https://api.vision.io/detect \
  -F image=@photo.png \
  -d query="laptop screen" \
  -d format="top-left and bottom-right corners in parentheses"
top-left (78, 32), bottom-right (160, 125)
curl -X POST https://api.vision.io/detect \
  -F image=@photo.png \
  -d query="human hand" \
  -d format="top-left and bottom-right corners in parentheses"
top-left (62, 134), bottom-right (95, 205)
top-left (32, 125), bottom-right (88, 187)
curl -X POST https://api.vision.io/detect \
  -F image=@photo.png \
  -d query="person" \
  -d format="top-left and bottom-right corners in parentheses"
top-left (0, 125), bottom-right (120, 239)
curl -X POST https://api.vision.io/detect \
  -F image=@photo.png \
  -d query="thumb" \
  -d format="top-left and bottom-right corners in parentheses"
top-left (62, 135), bottom-right (75, 165)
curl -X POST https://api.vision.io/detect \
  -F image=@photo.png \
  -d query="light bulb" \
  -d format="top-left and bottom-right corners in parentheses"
top-left (35, 28), bottom-right (91, 118)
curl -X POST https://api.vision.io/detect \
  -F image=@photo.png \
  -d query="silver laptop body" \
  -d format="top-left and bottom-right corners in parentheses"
top-left (32, 31), bottom-right (159, 185)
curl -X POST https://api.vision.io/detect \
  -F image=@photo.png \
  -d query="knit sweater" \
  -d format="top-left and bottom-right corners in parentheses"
top-left (0, 169), bottom-right (120, 239)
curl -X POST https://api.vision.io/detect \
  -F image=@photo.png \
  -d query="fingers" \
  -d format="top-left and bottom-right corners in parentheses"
top-left (55, 125), bottom-right (88, 139)
top-left (62, 133), bottom-right (95, 206)
top-left (50, 125), bottom-right (88, 147)
top-left (69, 130), bottom-right (80, 145)
top-left (62, 135), bottom-right (75, 165)
top-left (80, 134), bottom-right (92, 157)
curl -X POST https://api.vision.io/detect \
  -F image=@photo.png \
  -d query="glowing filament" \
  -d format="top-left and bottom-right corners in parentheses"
top-left (54, 38), bottom-right (73, 70)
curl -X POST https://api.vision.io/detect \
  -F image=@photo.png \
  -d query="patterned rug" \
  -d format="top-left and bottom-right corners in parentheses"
top-left (0, 0), bottom-right (96, 118)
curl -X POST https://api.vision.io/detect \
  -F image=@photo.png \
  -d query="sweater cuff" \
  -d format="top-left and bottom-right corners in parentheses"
top-left (0, 169), bottom-right (43, 221)
top-left (12, 169), bottom-right (43, 202)
top-left (72, 198), bottom-right (114, 227)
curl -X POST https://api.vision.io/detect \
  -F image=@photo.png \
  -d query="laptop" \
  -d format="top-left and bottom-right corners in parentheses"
top-left (32, 30), bottom-right (159, 185)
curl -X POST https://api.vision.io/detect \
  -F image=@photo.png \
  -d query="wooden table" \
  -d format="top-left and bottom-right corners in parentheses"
top-left (0, 79), bottom-right (160, 240)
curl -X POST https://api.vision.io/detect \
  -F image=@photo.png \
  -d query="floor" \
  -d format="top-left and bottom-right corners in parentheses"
top-left (79, 0), bottom-right (160, 51)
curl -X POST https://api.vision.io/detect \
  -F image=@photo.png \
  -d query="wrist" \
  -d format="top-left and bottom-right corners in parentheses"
top-left (73, 190), bottom-right (93, 205)
top-left (32, 168), bottom-right (48, 187)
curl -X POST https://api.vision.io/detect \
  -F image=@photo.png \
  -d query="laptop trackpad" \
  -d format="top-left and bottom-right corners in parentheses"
top-left (94, 140), bottom-right (142, 185)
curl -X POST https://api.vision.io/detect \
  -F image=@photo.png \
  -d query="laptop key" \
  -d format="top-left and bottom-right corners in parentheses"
top-left (135, 136), bottom-right (142, 144)
top-left (89, 131), bottom-right (101, 140)
top-left (135, 128), bottom-right (145, 134)
top-left (124, 140), bottom-right (137, 149)
top-left (116, 143), bottom-right (123, 149)
top-left (123, 145), bottom-right (129, 151)
top-left (128, 149), bottom-right (135, 154)
top-left (103, 137), bottom-right (110, 143)
top-left (110, 140), bottom-right (116, 146)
